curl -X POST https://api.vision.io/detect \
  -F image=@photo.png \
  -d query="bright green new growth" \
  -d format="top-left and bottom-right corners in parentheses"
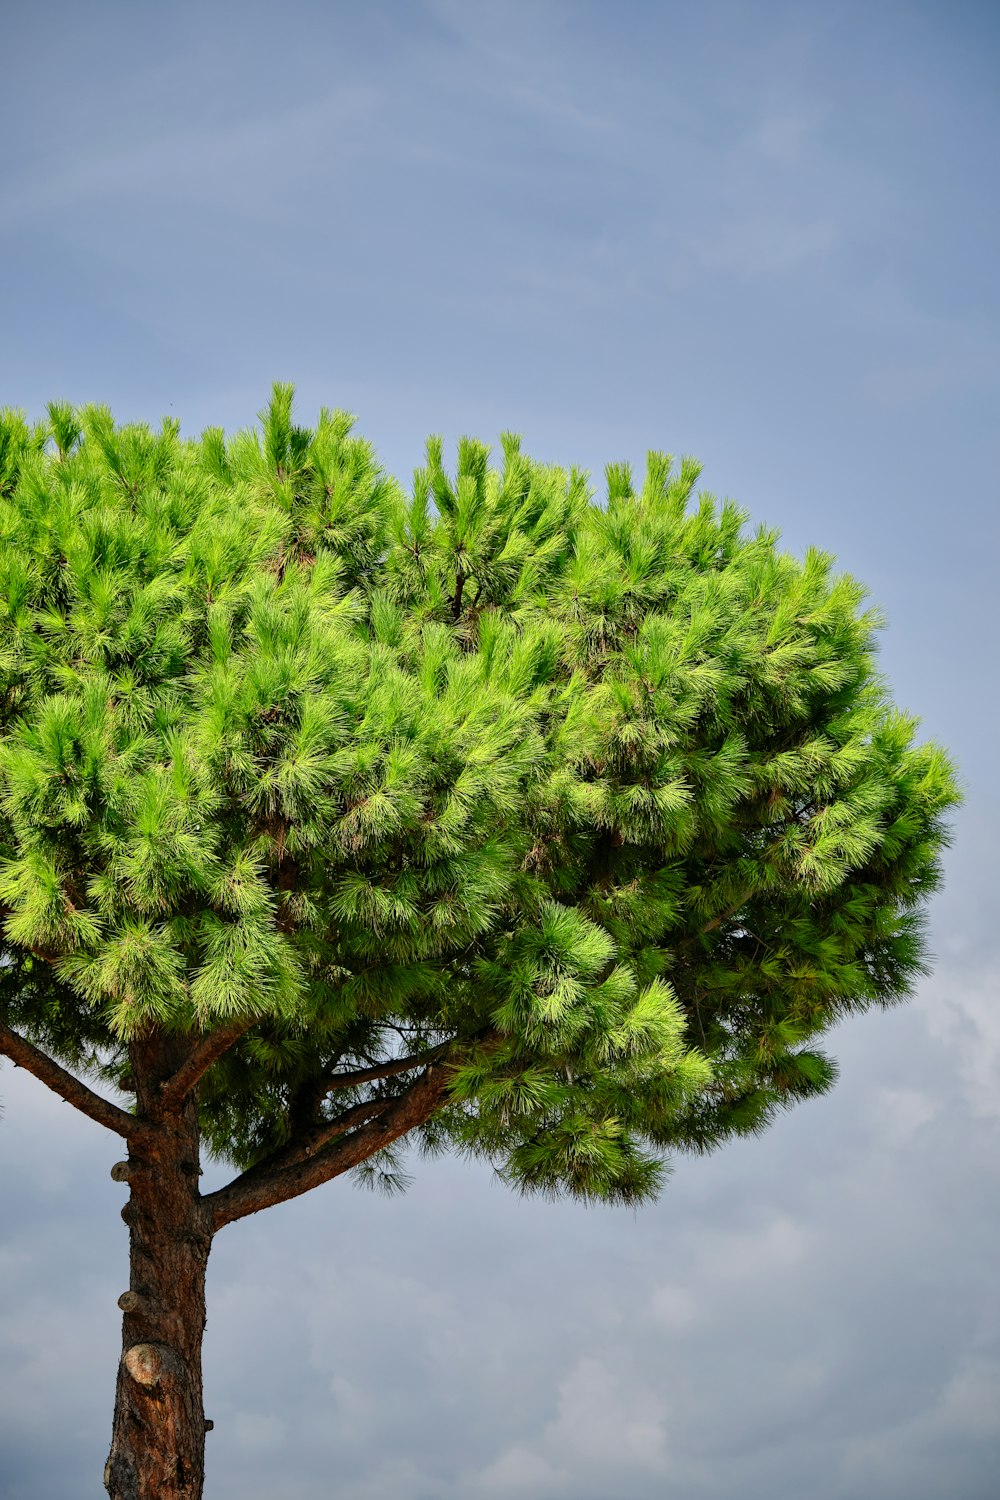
top-left (0, 386), bottom-right (958, 1203)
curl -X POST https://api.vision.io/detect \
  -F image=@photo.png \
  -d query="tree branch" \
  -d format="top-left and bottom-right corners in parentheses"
top-left (0, 1021), bottom-right (147, 1140)
top-left (282, 1040), bottom-right (453, 1140)
top-left (452, 565), bottom-right (466, 619)
top-left (700, 898), bottom-right (750, 936)
top-left (157, 1019), bottom-right (259, 1112)
top-left (320, 1042), bottom-right (452, 1094)
top-left (190, 1092), bottom-right (392, 1230)
top-left (264, 1095), bottom-right (392, 1178)
top-left (207, 1062), bottom-right (453, 1230)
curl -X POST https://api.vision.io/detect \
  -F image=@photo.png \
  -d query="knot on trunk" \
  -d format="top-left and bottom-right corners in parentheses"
top-left (110, 1160), bottom-right (131, 1183)
top-left (117, 1290), bottom-right (156, 1314)
top-left (123, 1342), bottom-right (184, 1388)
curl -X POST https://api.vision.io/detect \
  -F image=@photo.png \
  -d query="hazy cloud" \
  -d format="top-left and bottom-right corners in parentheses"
top-left (2, 2), bottom-right (998, 1497)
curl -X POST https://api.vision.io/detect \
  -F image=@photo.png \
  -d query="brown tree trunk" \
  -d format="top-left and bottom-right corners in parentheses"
top-left (105, 1038), bottom-right (214, 1500)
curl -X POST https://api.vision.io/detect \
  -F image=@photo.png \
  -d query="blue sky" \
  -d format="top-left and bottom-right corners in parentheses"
top-left (2, 3), bottom-right (998, 1497)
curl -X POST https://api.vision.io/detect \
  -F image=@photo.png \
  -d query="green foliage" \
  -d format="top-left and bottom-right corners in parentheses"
top-left (0, 388), bottom-right (959, 1203)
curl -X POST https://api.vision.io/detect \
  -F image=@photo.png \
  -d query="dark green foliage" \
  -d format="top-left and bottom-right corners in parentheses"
top-left (0, 388), bottom-right (959, 1203)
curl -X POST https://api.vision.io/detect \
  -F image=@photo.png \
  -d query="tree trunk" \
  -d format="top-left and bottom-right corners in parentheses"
top-left (105, 1040), bottom-right (214, 1500)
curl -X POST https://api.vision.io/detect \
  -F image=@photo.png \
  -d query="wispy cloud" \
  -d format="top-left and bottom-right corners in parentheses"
top-left (1, 87), bottom-right (379, 232)
top-left (918, 961), bottom-right (1000, 1120)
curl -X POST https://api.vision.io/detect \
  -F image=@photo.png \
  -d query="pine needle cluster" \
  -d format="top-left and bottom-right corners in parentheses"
top-left (0, 387), bottom-right (959, 1205)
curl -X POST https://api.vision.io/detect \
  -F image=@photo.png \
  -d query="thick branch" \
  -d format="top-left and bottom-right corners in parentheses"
top-left (0, 1021), bottom-right (146, 1140)
top-left (207, 1062), bottom-right (452, 1230)
top-left (262, 1095), bottom-right (391, 1179)
top-left (321, 1043), bottom-right (451, 1094)
top-left (285, 1040), bottom-right (454, 1137)
top-left (157, 1019), bottom-right (258, 1112)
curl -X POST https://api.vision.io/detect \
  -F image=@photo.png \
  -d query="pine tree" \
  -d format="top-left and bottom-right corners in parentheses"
top-left (0, 387), bottom-right (958, 1499)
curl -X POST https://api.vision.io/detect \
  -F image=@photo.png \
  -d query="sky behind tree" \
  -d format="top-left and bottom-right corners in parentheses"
top-left (1, 3), bottom-right (998, 1497)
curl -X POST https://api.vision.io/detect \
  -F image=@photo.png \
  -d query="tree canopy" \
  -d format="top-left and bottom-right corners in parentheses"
top-left (0, 386), bottom-right (958, 1219)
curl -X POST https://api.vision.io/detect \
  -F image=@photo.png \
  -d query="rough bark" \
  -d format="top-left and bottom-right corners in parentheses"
top-left (105, 1036), bottom-right (213, 1500)
top-left (93, 1036), bottom-right (460, 1495)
